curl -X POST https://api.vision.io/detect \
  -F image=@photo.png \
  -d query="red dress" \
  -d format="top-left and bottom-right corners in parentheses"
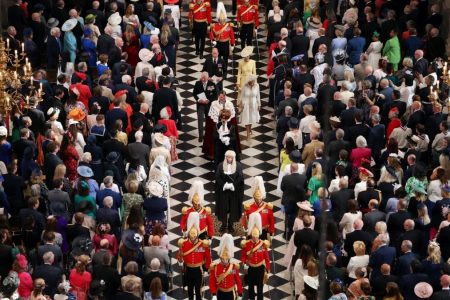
top-left (266, 42), bottom-right (278, 76)
top-left (123, 33), bottom-right (140, 67)
top-left (386, 118), bottom-right (401, 139)
top-left (158, 119), bottom-right (179, 161)
top-left (350, 147), bottom-right (372, 168)
top-left (62, 144), bottom-right (79, 183)
top-left (69, 269), bottom-right (92, 300)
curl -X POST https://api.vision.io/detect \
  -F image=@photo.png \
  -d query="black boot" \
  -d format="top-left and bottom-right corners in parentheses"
top-left (227, 223), bottom-right (234, 234)
top-left (219, 224), bottom-right (226, 233)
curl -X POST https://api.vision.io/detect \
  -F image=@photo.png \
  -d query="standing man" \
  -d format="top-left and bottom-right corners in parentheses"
top-left (178, 212), bottom-right (211, 300)
top-left (193, 72), bottom-right (218, 142)
top-left (210, 234), bottom-right (243, 300)
top-left (241, 213), bottom-right (270, 300)
top-left (237, 0), bottom-right (259, 49)
top-left (210, 4), bottom-right (235, 77)
top-left (189, 0), bottom-right (212, 59)
top-left (202, 48), bottom-right (226, 91)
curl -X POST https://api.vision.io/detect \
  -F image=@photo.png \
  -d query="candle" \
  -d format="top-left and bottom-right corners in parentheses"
top-left (23, 66), bottom-right (26, 75)
top-left (21, 43), bottom-right (24, 53)
top-left (14, 71), bottom-right (17, 80)
top-left (25, 57), bottom-right (28, 64)
top-left (26, 96), bottom-right (29, 105)
top-left (14, 50), bottom-right (17, 58)
top-left (6, 39), bottom-right (9, 50)
top-left (437, 80), bottom-right (439, 89)
top-left (40, 83), bottom-right (42, 90)
top-left (30, 77), bottom-right (32, 86)
top-left (6, 97), bottom-right (9, 106)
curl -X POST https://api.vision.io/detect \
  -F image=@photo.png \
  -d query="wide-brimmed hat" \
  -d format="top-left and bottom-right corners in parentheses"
top-left (122, 229), bottom-right (143, 251)
top-left (241, 46), bottom-right (254, 58)
top-left (62, 19), bottom-right (78, 32)
top-left (297, 201), bottom-right (313, 211)
top-left (414, 282), bottom-right (433, 299)
top-left (106, 151), bottom-right (119, 163)
top-left (139, 48), bottom-right (153, 62)
top-left (329, 116), bottom-right (341, 125)
top-left (308, 16), bottom-right (322, 28)
top-left (47, 18), bottom-right (59, 28)
top-left (304, 275), bottom-right (319, 290)
top-left (71, 236), bottom-right (93, 257)
top-left (148, 181), bottom-right (164, 197)
top-left (68, 107), bottom-right (86, 121)
top-left (85, 14), bottom-right (96, 24)
top-left (289, 150), bottom-right (302, 163)
top-left (154, 133), bottom-right (165, 146)
top-left (108, 12), bottom-right (121, 26)
top-left (358, 167), bottom-right (374, 178)
top-left (77, 165), bottom-right (94, 178)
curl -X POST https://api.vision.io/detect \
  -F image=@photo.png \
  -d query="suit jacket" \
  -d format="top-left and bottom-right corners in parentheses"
top-left (97, 34), bottom-right (115, 55)
top-left (276, 98), bottom-right (299, 118)
top-left (312, 35), bottom-right (331, 57)
top-left (294, 73), bottom-right (315, 95)
top-left (340, 107), bottom-right (361, 131)
top-left (317, 83), bottom-right (337, 118)
top-left (344, 230), bottom-right (373, 257)
top-left (143, 271), bottom-right (170, 292)
top-left (281, 173), bottom-right (307, 212)
top-left (46, 36), bottom-right (62, 69)
top-left (326, 139), bottom-right (351, 165)
top-left (399, 272), bottom-right (429, 300)
top-left (19, 208), bottom-right (46, 234)
top-left (33, 263), bottom-right (63, 297)
top-left (291, 34), bottom-right (310, 57)
top-left (66, 224), bottom-right (91, 242)
top-left (346, 123), bottom-right (370, 148)
top-left (347, 36), bottom-right (366, 65)
top-left (294, 227), bottom-right (320, 255)
top-left (193, 80), bottom-right (218, 106)
top-left (431, 290), bottom-right (450, 300)
top-left (369, 245), bottom-right (396, 279)
top-left (96, 188), bottom-right (122, 209)
top-left (387, 210), bottom-right (412, 247)
top-left (43, 152), bottom-right (63, 188)
top-left (363, 210), bottom-right (386, 233)
top-left (114, 83), bottom-right (137, 104)
top-left (96, 207), bottom-right (121, 236)
top-left (152, 87), bottom-right (179, 123)
top-left (130, 111), bottom-right (152, 133)
top-left (371, 274), bottom-right (398, 300)
top-left (37, 244), bottom-right (63, 267)
top-left (301, 140), bottom-right (324, 167)
top-left (398, 229), bottom-right (424, 257)
top-left (8, 5), bottom-right (27, 36)
top-left (105, 108), bottom-right (128, 132)
top-left (114, 292), bottom-right (141, 300)
top-left (127, 142), bottom-right (150, 170)
top-left (202, 56), bottom-right (226, 78)
top-left (437, 225), bottom-right (450, 261)
top-left (330, 188), bottom-right (354, 222)
top-left (396, 252), bottom-right (417, 276)
top-left (48, 189), bottom-right (72, 218)
top-left (413, 58), bottom-right (428, 77)
top-left (26, 108), bottom-right (46, 135)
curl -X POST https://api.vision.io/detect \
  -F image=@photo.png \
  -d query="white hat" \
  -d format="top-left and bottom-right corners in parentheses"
top-left (154, 132), bottom-right (165, 146)
top-left (297, 201), bottom-right (314, 212)
top-left (240, 46), bottom-right (254, 58)
top-left (68, 119), bottom-right (79, 126)
top-left (138, 48), bottom-right (153, 62)
top-left (250, 176), bottom-right (266, 199)
top-left (247, 212), bottom-right (262, 236)
top-left (188, 180), bottom-right (206, 206)
top-left (0, 126), bottom-right (7, 136)
top-left (108, 12), bottom-right (122, 26)
top-left (62, 19), bottom-right (78, 32)
top-left (148, 181), bottom-right (164, 197)
top-left (216, 2), bottom-right (229, 22)
top-left (304, 275), bottom-right (319, 290)
top-left (187, 211), bottom-right (201, 233)
top-left (151, 27), bottom-right (160, 35)
top-left (47, 107), bottom-right (60, 117)
top-left (217, 233), bottom-right (234, 258)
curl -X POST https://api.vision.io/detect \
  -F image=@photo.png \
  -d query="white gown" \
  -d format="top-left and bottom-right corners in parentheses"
top-left (366, 41), bottom-right (383, 71)
top-left (239, 83), bottom-right (261, 126)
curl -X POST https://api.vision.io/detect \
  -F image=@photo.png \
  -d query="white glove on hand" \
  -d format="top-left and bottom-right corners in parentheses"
top-left (178, 261), bottom-right (183, 267)
top-left (255, 28), bottom-right (258, 33)
top-left (379, 94), bottom-right (385, 99)
top-left (229, 183), bottom-right (235, 191)
top-left (223, 183), bottom-right (228, 191)
top-left (224, 137), bottom-right (230, 146)
top-left (212, 296), bottom-right (217, 300)
top-left (237, 297), bottom-right (242, 300)
top-left (212, 41), bottom-right (217, 46)
top-left (231, 46), bottom-right (234, 51)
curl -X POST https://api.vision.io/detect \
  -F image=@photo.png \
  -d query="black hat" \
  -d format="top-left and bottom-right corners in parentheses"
top-left (153, 123), bottom-right (167, 133)
top-left (289, 150), bottom-right (302, 163)
top-left (71, 236), bottom-right (93, 257)
top-left (122, 229), bottom-right (143, 251)
top-left (106, 151), bottom-right (119, 163)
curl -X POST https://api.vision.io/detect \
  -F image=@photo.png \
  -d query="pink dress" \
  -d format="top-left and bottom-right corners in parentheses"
top-left (18, 271), bottom-right (33, 299)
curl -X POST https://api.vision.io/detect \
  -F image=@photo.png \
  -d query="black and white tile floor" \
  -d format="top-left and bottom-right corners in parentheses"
top-left (167, 3), bottom-right (292, 299)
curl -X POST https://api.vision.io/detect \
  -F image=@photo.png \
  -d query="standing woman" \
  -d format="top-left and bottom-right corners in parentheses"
top-left (30, 278), bottom-right (47, 300)
top-left (81, 28), bottom-right (97, 68)
top-left (123, 4), bottom-right (141, 30)
top-left (365, 31), bottom-right (383, 71)
top-left (236, 46), bottom-right (256, 98)
top-left (239, 75), bottom-right (261, 139)
top-left (160, 23), bottom-right (177, 72)
top-left (60, 134), bottom-right (79, 184)
top-left (62, 19), bottom-right (78, 64)
top-left (69, 255), bottom-right (92, 300)
top-left (215, 150), bottom-right (244, 233)
top-left (123, 24), bottom-right (140, 68)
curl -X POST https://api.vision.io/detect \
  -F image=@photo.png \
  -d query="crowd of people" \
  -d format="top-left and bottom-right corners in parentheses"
top-left (1, 0), bottom-right (450, 299)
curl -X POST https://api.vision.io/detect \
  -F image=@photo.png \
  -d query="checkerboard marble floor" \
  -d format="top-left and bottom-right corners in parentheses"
top-left (167, 4), bottom-right (292, 299)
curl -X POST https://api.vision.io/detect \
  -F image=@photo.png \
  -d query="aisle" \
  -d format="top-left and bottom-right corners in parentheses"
top-left (166, 3), bottom-right (292, 299)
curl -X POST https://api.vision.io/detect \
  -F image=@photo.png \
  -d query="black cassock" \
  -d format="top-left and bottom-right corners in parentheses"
top-left (214, 122), bottom-right (238, 167)
top-left (215, 161), bottom-right (244, 225)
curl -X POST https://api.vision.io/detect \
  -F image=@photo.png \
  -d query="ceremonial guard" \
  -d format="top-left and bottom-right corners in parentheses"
top-left (241, 212), bottom-right (270, 300)
top-left (189, 0), bottom-right (212, 58)
top-left (236, 0), bottom-right (259, 49)
top-left (210, 3), bottom-right (235, 76)
top-left (243, 176), bottom-right (275, 239)
top-left (178, 212), bottom-right (212, 300)
top-left (180, 180), bottom-right (214, 239)
top-left (210, 233), bottom-right (243, 300)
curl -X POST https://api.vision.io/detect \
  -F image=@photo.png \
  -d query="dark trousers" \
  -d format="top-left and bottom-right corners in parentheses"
top-left (248, 265), bottom-right (264, 300)
top-left (216, 41), bottom-right (230, 76)
top-left (240, 23), bottom-right (254, 49)
top-left (193, 21), bottom-right (208, 54)
top-left (232, 0), bottom-right (238, 15)
top-left (186, 266), bottom-right (203, 300)
top-left (218, 290), bottom-right (235, 300)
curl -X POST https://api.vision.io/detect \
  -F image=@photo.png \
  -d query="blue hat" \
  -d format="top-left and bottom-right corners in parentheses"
top-left (291, 54), bottom-right (304, 62)
top-left (77, 165), bottom-right (94, 178)
top-left (144, 21), bottom-right (155, 31)
top-left (83, 27), bottom-right (93, 37)
top-left (106, 151), bottom-right (119, 163)
top-left (23, 28), bottom-right (33, 38)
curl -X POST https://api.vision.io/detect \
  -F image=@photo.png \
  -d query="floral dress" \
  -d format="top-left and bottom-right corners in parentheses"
top-left (62, 144), bottom-right (79, 183)
top-left (122, 193), bottom-right (144, 224)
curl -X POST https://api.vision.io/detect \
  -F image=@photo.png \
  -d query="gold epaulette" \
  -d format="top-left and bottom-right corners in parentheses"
top-left (189, 3), bottom-right (195, 9)
top-left (205, 207), bottom-right (211, 214)
top-left (202, 239), bottom-right (210, 247)
top-left (266, 202), bottom-right (273, 210)
top-left (234, 262), bottom-right (240, 269)
top-left (244, 201), bottom-right (251, 210)
top-left (178, 238), bottom-right (185, 248)
top-left (240, 239), bottom-right (248, 249)
top-left (263, 240), bottom-right (270, 248)
top-left (205, 2), bottom-right (210, 6)
top-left (182, 206), bottom-right (189, 215)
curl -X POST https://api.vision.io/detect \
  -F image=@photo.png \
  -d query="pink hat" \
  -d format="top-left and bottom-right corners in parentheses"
top-left (16, 254), bottom-right (28, 269)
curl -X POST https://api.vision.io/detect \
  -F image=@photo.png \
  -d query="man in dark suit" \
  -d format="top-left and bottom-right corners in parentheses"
top-left (312, 28), bottom-right (331, 58)
top-left (51, 0), bottom-right (68, 26)
top-left (331, 92), bottom-right (347, 118)
top-left (291, 27), bottom-right (309, 58)
top-left (92, 252), bottom-right (121, 299)
top-left (368, 235), bottom-right (396, 280)
top-left (340, 98), bottom-right (360, 132)
top-left (316, 78), bottom-right (337, 124)
top-left (330, 177), bottom-right (353, 222)
top-left (8, 0), bottom-right (27, 39)
top-left (114, 75), bottom-right (137, 104)
top-left (431, 274), bottom-right (450, 300)
top-left (127, 131), bottom-right (150, 172)
top-left (202, 48), bottom-right (226, 90)
top-left (143, 258), bottom-right (170, 292)
top-left (398, 219), bottom-right (424, 257)
top-left (387, 200), bottom-right (412, 249)
top-left (108, 38), bottom-right (124, 69)
top-left (105, 98), bottom-right (129, 132)
top-left (399, 260), bottom-right (429, 300)
top-left (96, 176), bottom-right (122, 209)
top-left (66, 213), bottom-right (91, 242)
top-left (425, 28), bottom-right (446, 61)
top-left (43, 142), bottom-right (63, 189)
top-left (276, 89), bottom-right (299, 118)
top-left (33, 251), bottom-right (63, 297)
top-left (281, 162), bottom-right (307, 239)
top-left (368, 114), bottom-right (386, 162)
top-left (86, 1), bottom-right (106, 33)
top-left (363, 200), bottom-right (386, 235)
top-left (37, 231), bottom-right (63, 267)
top-left (344, 219), bottom-right (373, 257)
top-left (390, 90), bottom-right (407, 118)
top-left (130, 103), bottom-right (152, 134)
top-left (19, 197), bottom-right (46, 234)
top-left (437, 224), bottom-right (450, 261)
top-left (4, 26), bottom-right (21, 55)
top-left (112, 61), bottom-right (132, 86)
top-left (404, 28), bottom-right (423, 58)
top-left (413, 50), bottom-right (429, 77)
top-left (395, 240), bottom-right (418, 276)
top-left (97, 26), bottom-right (116, 55)
top-left (25, 99), bottom-right (46, 136)
top-left (371, 264), bottom-right (398, 300)
top-left (193, 72), bottom-right (218, 142)
top-left (152, 76), bottom-right (180, 126)
top-left (96, 197), bottom-right (121, 238)
top-left (346, 111), bottom-right (370, 148)
top-left (294, 215), bottom-right (319, 256)
top-left (326, 129), bottom-right (350, 166)
top-left (294, 64), bottom-right (315, 96)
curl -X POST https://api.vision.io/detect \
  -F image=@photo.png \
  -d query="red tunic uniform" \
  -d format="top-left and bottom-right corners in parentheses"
top-left (236, 4), bottom-right (259, 27)
top-left (178, 238), bottom-right (212, 269)
top-left (189, 1), bottom-right (212, 23)
top-left (209, 262), bottom-right (243, 295)
top-left (240, 240), bottom-right (270, 270)
top-left (180, 207), bottom-right (214, 238)
top-left (243, 202), bottom-right (275, 235)
top-left (209, 23), bottom-right (236, 45)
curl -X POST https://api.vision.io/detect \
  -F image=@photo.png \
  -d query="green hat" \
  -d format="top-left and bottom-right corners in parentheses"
top-left (373, 31), bottom-right (380, 38)
top-left (413, 185), bottom-right (427, 195)
top-left (85, 14), bottom-right (96, 24)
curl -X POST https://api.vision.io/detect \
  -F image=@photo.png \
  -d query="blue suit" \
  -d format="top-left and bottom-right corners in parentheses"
top-left (96, 188), bottom-right (122, 210)
top-left (347, 36), bottom-right (366, 66)
top-left (105, 108), bottom-right (128, 132)
top-left (404, 35), bottom-right (423, 58)
top-left (396, 252), bottom-right (417, 276)
top-left (369, 245), bottom-right (396, 280)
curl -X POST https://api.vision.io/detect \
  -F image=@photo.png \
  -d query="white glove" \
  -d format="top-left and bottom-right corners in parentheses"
top-left (244, 265), bottom-right (249, 271)
top-left (237, 297), bottom-right (242, 300)
top-left (229, 183), bottom-right (235, 191)
top-left (378, 94), bottom-right (385, 99)
top-left (212, 41), bottom-right (217, 46)
top-left (223, 183), bottom-right (228, 191)
top-left (231, 46), bottom-right (234, 51)
top-left (223, 137), bottom-right (230, 146)
top-left (178, 261), bottom-right (183, 267)
top-left (212, 296), bottom-right (217, 300)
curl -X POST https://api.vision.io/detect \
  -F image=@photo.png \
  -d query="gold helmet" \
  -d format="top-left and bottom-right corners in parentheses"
top-left (247, 212), bottom-right (262, 237)
top-left (187, 212), bottom-right (200, 240)
top-left (218, 233), bottom-right (234, 261)
top-left (188, 180), bottom-right (205, 207)
top-left (251, 176), bottom-right (266, 201)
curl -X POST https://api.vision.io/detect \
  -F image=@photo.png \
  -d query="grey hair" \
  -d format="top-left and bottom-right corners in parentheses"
top-left (43, 251), bottom-right (55, 263)
top-left (336, 129), bottom-right (345, 139)
top-left (142, 68), bottom-right (150, 77)
top-left (356, 136), bottom-right (367, 148)
top-left (50, 27), bottom-right (60, 36)
top-left (77, 62), bottom-right (87, 70)
top-left (285, 106), bottom-right (293, 116)
top-left (371, 113), bottom-right (381, 122)
top-left (402, 240), bottom-right (413, 250)
top-left (103, 196), bottom-right (113, 208)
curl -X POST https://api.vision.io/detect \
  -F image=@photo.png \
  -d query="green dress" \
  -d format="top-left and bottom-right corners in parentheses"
top-left (308, 176), bottom-right (323, 204)
top-left (74, 194), bottom-right (96, 218)
top-left (382, 36), bottom-right (401, 70)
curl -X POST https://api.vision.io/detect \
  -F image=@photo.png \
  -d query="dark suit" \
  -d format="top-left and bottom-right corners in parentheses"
top-left (130, 111), bottom-right (152, 133)
top-left (26, 108), bottom-right (46, 136)
top-left (368, 124), bottom-right (386, 162)
top-left (407, 109), bottom-right (426, 130)
top-left (340, 107), bottom-right (360, 132)
top-left (398, 229), bottom-right (424, 257)
top-left (294, 73), bottom-right (315, 96)
top-left (37, 243), bottom-right (63, 267)
top-left (96, 207), bottom-right (121, 237)
top-left (312, 35), bottom-right (331, 57)
top-left (326, 139), bottom-right (351, 165)
top-left (276, 97), bottom-right (299, 118)
top-left (114, 292), bottom-right (141, 300)
top-left (344, 229), bottom-right (373, 257)
top-left (19, 208), bottom-right (46, 234)
top-left (369, 245), bottom-right (396, 279)
top-left (413, 58), bottom-right (429, 77)
top-left (294, 227), bottom-right (320, 256)
top-left (431, 290), bottom-right (450, 300)
top-left (43, 152), bottom-right (63, 188)
top-left (193, 80), bottom-right (217, 140)
top-left (105, 108), bottom-right (128, 132)
top-left (399, 272), bottom-right (429, 300)
top-left (281, 173), bottom-right (307, 239)
top-left (66, 224), bottom-right (90, 242)
top-left (143, 271), bottom-right (170, 292)
top-left (346, 123), bottom-right (370, 148)
top-left (437, 225), bottom-right (450, 261)
top-left (291, 34), bottom-right (310, 57)
top-left (46, 36), bottom-right (62, 69)
top-left (92, 264), bottom-right (121, 299)
top-left (97, 34), bottom-right (115, 55)
top-left (152, 87), bottom-right (180, 125)
top-left (330, 188), bottom-right (353, 222)
top-left (96, 188), bottom-right (122, 210)
top-left (114, 83), bottom-right (137, 104)
top-left (127, 142), bottom-right (150, 171)
top-left (395, 252), bottom-right (417, 276)
top-left (387, 210), bottom-right (412, 248)
top-left (8, 4), bottom-right (27, 39)
top-left (363, 210), bottom-right (386, 234)
top-left (86, 9), bottom-right (106, 32)
top-left (371, 274), bottom-right (398, 300)
top-left (202, 56), bottom-right (226, 89)
top-left (317, 83), bottom-right (337, 122)
top-left (33, 263), bottom-right (63, 297)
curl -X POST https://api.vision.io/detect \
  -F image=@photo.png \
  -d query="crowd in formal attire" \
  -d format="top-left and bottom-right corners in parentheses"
top-left (2, 0), bottom-right (450, 299)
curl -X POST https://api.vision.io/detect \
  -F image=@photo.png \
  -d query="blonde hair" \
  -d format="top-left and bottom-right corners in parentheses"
top-left (427, 242), bottom-right (442, 264)
top-left (344, 70), bottom-right (355, 82)
top-left (353, 241), bottom-right (366, 256)
top-left (160, 23), bottom-right (171, 46)
top-left (375, 221), bottom-right (387, 234)
top-left (311, 162), bottom-right (323, 180)
top-left (53, 164), bottom-right (67, 180)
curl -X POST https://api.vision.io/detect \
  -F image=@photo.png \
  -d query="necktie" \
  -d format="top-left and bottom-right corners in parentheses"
top-left (214, 59), bottom-right (217, 65)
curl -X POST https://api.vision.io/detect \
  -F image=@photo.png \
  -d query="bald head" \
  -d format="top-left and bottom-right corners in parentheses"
top-left (105, 26), bottom-right (113, 36)
top-left (354, 219), bottom-right (363, 230)
top-left (381, 264), bottom-right (391, 275)
top-left (404, 219), bottom-right (415, 231)
top-left (441, 275), bottom-right (450, 288)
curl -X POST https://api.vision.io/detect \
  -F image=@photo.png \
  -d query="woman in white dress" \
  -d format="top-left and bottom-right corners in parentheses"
top-left (339, 199), bottom-right (362, 239)
top-left (239, 75), bottom-right (261, 139)
top-left (365, 31), bottom-right (383, 71)
top-left (347, 241), bottom-right (369, 279)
